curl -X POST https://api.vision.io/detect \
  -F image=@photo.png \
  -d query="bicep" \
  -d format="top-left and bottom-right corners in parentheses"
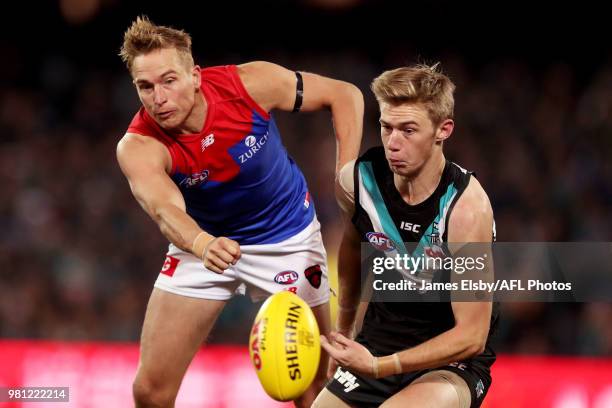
top-left (238, 61), bottom-right (355, 112)
top-left (448, 177), bottom-right (493, 338)
top-left (116, 136), bottom-right (186, 217)
top-left (299, 72), bottom-right (347, 112)
top-left (238, 62), bottom-right (295, 112)
top-left (129, 169), bottom-right (186, 216)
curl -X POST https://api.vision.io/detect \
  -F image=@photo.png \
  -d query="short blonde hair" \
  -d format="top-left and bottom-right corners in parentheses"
top-left (371, 63), bottom-right (455, 125)
top-left (119, 16), bottom-right (194, 72)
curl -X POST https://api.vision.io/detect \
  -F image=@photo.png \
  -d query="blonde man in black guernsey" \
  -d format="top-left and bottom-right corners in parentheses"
top-left (312, 64), bottom-right (498, 408)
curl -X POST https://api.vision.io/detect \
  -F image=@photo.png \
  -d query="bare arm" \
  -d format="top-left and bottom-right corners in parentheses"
top-left (335, 215), bottom-right (363, 336)
top-left (117, 133), bottom-right (201, 251)
top-left (332, 160), bottom-right (363, 335)
top-left (238, 61), bottom-right (363, 174)
top-left (116, 134), bottom-right (240, 272)
top-left (392, 176), bottom-right (494, 371)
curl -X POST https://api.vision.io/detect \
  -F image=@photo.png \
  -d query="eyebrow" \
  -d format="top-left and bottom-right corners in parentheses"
top-left (134, 69), bottom-right (178, 85)
top-left (379, 119), bottom-right (419, 127)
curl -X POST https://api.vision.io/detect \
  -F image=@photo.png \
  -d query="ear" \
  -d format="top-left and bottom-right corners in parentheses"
top-left (192, 65), bottom-right (201, 89)
top-left (435, 119), bottom-right (454, 142)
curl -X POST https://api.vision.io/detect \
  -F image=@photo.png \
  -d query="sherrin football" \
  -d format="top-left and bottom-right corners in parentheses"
top-left (249, 291), bottom-right (321, 401)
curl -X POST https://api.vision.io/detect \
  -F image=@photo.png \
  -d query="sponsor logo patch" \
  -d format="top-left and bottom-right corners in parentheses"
top-left (304, 265), bottom-right (322, 289)
top-left (160, 255), bottom-right (180, 277)
top-left (274, 270), bottom-right (299, 285)
top-left (238, 133), bottom-right (269, 164)
top-left (399, 221), bottom-right (421, 233)
top-left (334, 367), bottom-right (360, 393)
top-left (179, 170), bottom-right (210, 188)
top-left (244, 135), bottom-right (257, 147)
top-left (201, 133), bottom-right (215, 151)
top-left (366, 232), bottom-right (396, 252)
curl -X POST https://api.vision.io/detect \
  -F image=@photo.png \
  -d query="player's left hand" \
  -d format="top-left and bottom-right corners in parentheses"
top-left (320, 331), bottom-right (374, 377)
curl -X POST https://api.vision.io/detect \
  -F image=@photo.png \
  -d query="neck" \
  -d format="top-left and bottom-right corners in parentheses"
top-left (178, 91), bottom-right (207, 134)
top-left (394, 151), bottom-right (445, 205)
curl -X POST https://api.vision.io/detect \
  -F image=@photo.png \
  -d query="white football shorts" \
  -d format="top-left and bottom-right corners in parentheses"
top-left (154, 217), bottom-right (329, 307)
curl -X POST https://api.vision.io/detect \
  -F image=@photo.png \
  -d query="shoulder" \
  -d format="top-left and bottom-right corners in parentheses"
top-left (236, 61), bottom-right (294, 92)
top-left (116, 133), bottom-right (171, 174)
top-left (237, 61), bottom-right (292, 81)
top-left (236, 61), bottom-right (295, 112)
top-left (200, 65), bottom-right (239, 86)
top-left (448, 176), bottom-right (493, 242)
top-left (453, 176), bottom-right (492, 216)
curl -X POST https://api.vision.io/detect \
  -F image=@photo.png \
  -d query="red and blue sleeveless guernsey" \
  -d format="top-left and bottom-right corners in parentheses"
top-left (126, 65), bottom-right (315, 245)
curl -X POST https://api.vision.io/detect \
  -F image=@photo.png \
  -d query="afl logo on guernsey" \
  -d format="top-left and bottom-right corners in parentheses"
top-left (274, 271), bottom-right (299, 285)
top-left (366, 232), bottom-right (396, 252)
top-left (179, 170), bottom-right (210, 188)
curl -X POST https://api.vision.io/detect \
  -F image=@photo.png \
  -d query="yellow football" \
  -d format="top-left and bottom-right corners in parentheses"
top-left (248, 290), bottom-right (321, 401)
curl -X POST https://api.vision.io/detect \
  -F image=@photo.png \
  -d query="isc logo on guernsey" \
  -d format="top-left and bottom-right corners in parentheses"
top-left (239, 133), bottom-right (269, 164)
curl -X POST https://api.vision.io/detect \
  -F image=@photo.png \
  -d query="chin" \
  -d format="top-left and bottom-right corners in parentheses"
top-left (158, 116), bottom-right (180, 130)
top-left (389, 162), bottom-right (421, 178)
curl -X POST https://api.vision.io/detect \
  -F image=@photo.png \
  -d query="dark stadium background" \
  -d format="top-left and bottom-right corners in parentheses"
top-left (1, 1), bottom-right (611, 407)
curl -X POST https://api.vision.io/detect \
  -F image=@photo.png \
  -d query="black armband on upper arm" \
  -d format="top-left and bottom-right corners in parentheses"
top-left (292, 71), bottom-right (303, 113)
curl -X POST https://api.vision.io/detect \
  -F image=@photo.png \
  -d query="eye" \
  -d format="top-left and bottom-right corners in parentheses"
top-left (165, 78), bottom-right (176, 84)
top-left (402, 128), bottom-right (415, 135)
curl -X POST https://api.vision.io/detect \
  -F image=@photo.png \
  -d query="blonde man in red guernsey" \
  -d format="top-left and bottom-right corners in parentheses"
top-left (117, 16), bottom-right (363, 408)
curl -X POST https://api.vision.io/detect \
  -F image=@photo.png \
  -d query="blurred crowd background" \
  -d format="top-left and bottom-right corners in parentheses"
top-left (1, 1), bottom-right (611, 356)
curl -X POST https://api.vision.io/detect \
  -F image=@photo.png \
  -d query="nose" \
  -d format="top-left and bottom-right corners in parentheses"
top-left (386, 129), bottom-right (402, 151)
top-left (153, 84), bottom-right (167, 106)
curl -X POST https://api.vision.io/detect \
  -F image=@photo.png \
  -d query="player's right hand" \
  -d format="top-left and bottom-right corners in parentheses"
top-left (202, 236), bottom-right (241, 274)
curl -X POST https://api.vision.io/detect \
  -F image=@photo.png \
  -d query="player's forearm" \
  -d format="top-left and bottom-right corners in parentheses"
top-left (329, 83), bottom-right (363, 174)
top-left (336, 237), bottom-right (362, 333)
top-left (151, 203), bottom-right (211, 255)
top-left (393, 326), bottom-right (487, 373)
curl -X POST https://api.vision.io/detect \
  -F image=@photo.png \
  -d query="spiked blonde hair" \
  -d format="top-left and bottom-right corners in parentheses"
top-left (119, 16), bottom-right (194, 73)
top-left (371, 63), bottom-right (455, 125)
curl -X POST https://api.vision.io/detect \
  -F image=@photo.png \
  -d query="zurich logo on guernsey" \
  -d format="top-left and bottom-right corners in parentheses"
top-left (366, 232), bottom-right (396, 252)
top-left (239, 133), bottom-right (269, 164)
top-left (245, 135), bottom-right (257, 147)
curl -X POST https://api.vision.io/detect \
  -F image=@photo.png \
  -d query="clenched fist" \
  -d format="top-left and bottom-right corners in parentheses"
top-left (192, 232), bottom-right (241, 274)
